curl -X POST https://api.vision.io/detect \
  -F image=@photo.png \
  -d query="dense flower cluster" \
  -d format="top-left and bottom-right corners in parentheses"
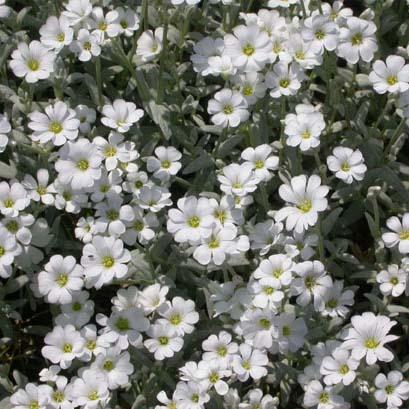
top-left (1, 0), bottom-right (409, 409)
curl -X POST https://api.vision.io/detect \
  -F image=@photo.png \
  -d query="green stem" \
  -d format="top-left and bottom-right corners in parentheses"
top-left (95, 56), bottom-right (103, 107)
top-left (300, 0), bottom-right (307, 18)
top-left (385, 117), bottom-right (407, 155)
top-left (317, 216), bottom-right (325, 262)
top-left (156, 18), bottom-right (169, 104)
top-left (374, 100), bottom-right (390, 129)
top-left (142, 0), bottom-right (148, 31)
top-left (279, 97), bottom-right (286, 166)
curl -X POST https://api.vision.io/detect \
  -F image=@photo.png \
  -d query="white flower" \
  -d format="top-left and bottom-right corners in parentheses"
top-left (147, 146), bottom-right (182, 181)
top-left (135, 185), bottom-right (172, 212)
top-left (115, 7), bottom-right (140, 37)
top-left (0, 113), bottom-right (11, 153)
top-left (342, 312), bottom-right (398, 365)
top-left (11, 383), bottom-right (53, 409)
top-left (369, 55), bottom-right (409, 94)
top-left (337, 17), bottom-right (378, 64)
top-left (90, 7), bottom-right (120, 40)
top-left (196, 359), bottom-right (231, 395)
top-left (62, 0), bottom-right (92, 26)
top-left (207, 55), bottom-right (237, 76)
top-left (10, 41), bottom-right (55, 83)
top-left (40, 16), bottom-right (74, 50)
top-left (156, 391), bottom-right (179, 409)
top-left (239, 389), bottom-right (278, 409)
top-left (80, 324), bottom-right (110, 361)
top-left (287, 33), bottom-right (322, 69)
top-left (382, 214), bottom-right (409, 254)
top-left (75, 216), bottom-right (104, 243)
top-left (75, 104), bottom-right (96, 133)
top-left (374, 371), bottom-right (409, 408)
top-left (265, 61), bottom-right (304, 98)
top-left (69, 29), bottom-right (101, 62)
top-left (327, 147), bottom-right (367, 184)
top-left (208, 89), bottom-right (249, 128)
top-left (28, 101), bottom-right (79, 146)
top-left (268, 0), bottom-right (298, 7)
top-left (284, 231), bottom-right (319, 260)
top-left (253, 253), bottom-right (294, 288)
top-left (321, 347), bottom-right (359, 387)
top-left (218, 163), bottom-right (258, 197)
top-left (122, 206), bottom-right (158, 245)
top-left (273, 312), bottom-right (307, 354)
top-left (98, 308), bottom-right (150, 349)
top-left (90, 170), bottom-right (122, 203)
top-left (37, 255), bottom-right (84, 304)
top-left (167, 196), bottom-right (213, 244)
top-left (81, 235), bottom-right (131, 289)
top-left (377, 264), bottom-right (407, 297)
top-left (193, 225), bottom-right (240, 266)
top-left (136, 283), bottom-right (169, 314)
top-left (55, 138), bottom-right (102, 190)
top-left (0, 226), bottom-right (21, 278)
top-left (144, 324), bottom-right (184, 360)
top-left (302, 15), bottom-right (339, 55)
top-left (316, 280), bottom-right (354, 318)
top-left (41, 325), bottom-right (85, 369)
top-left (53, 179), bottom-right (88, 214)
top-left (174, 381), bottom-right (210, 409)
top-left (101, 99), bottom-right (144, 133)
top-left (232, 72), bottom-right (267, 105)
top-left (208, 196), bottom-right (243, 229)
top-left (47, 376), bottom-right (71, 409)
top-left (241, 144), bottom-right (278, 181)
top-left (224, 25), bottom-right (271, 72)
top-left (90, 346), bottom-right (134, 389)
top-left (293, 260), bottom-right (333, 308)
top-left (70, 369), bottom-right (109, 409)
top-left (22, 169), bottom-right (55, 205)
top-left (249, 220), bottom-right (284, 256)
top-left (284, 105), bottom-right (325, 151)
top-left (202, 331), bottom-right (238, 366)
top-left (157, 296), bottom-right (199, 336)
top-left (0, 0), bottom-right (10, 18)
top-left (137, 28), bottom-right (163, 62)
top-left (275, 175), bottom-right (329, 233)
top-left (171, 0), bottom-right (201, 5)
top-left (190, 37), bottom-right (224, 76)
top-left (303, 381), bottom-right (348, 409)
top-left (232, 343), bottom-right (268, 382)
top-left (56, 290), bottom-right (94, 328)
top-left (94, 132), bottom-right (138, 171)
top-left (0, 181), bottom-right (30, 217)
top-left (240, 309), bottom-right (275, 349)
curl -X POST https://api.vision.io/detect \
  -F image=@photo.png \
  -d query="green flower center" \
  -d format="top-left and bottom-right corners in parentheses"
top-left (98, 22), bottom-right (107, 31)
top-left (161, 160), bottom-right (171, 169)
top-left (326, 299), bottom-right (338, 309)
top-left (242, 360), bottom-right (251, 370)
top-left (263, 286), bottom-right (274, 295)
top-left (134, 220), bottom-right (144, 231)
top-left (106, 210), bottom-right (119, 221)
top-left (29, 401), bottom-right (39, 409)
top-left (83, 41), bottom-right (92, 51)
top-left (6, 220), bottom-right (19, 233)
top-left (279, 78), bottom-right (290, 88)
top-left (223, 104), bottom-right (234, 115)
top-left (319, 392), bottom-right (329, 404)
top-left (0, 247), bottom-right (5, 257)
top-left (297, 199), bottom-right (312, 213)
top-left (351, 33), bottom-right (363, 46)
top-left (385, 384), bottom-right (395, 395)
top-left (104, 146), bottom-right (117, 157)
top-left (56, 33), bottom-right (65, 42)
top-left (341, 162), bottom-right (350, 172)
top-left (86, 340), bottom-right (96, 350)
top-left (4, 198), bottom-right (14, 208)
top-left (88, 391), bottom-right (99, 401)
top-left (63, 343), bottom-right (72, 353)
top-left (217, 346), bottom-right (227, 357)
top-left (232, 182), bottom-right (242, 189)
top-left (390, 276), bottom-right (399, 285)
top-left (209, 372), bottom-right (219, 383)
top-left (102, 256), bottom-right (115, 268)
top-left (187, 216), bottom-right (200, 228)
top-left (27, 59), bottom-right (40, 71)
top-left (255, 160), bottom-right (264, 169)
top-left (214, 210), bottom-right (226, 224)
top-left (282, 325), bottom-right (291, 336)
top-left (52, 391), bottom-right (65, 403)
top-left (259, 318), bottom-right (271, 329)
top-left (364, 337), bottom-right (380, 349)
top-left (315, 30), bottom-right (326, 40)
top-left (242, 43), bottom-right (255, 56)
top-left (103, 360), bottom-right (115, 371)
top-left (55, 274), bottom-right (69, 288)
top-left (191, 394), bottom-right (199, 403)
top-left (159, 336), bottom-right (169, 345)
top-left (72, 302), bottom-right (82, 311)
top-left (339, 364), bottom-right (349, 375)
top-left (120, 20), bottom-right (128, 29)
top-left (170, 313), bottom-right (182, 325)
top-left (76, 159), bottom-right (89, 171)
top-left (134, 180), bottom-right (143, 189)
top-left (37, 185), bottom-right (47, 195)
top-left (208, 239), bottom-right (220, 249)
top-left (243, 85), bottom-right (254, 96)
top-left (387, 75), bottom-right (398, 86)
top-left (49, 121), bottom-right (63, 134)
top-left (305, 275), bottom-right (316, 290)
top-left (116, 317), bottom-right (130, 331)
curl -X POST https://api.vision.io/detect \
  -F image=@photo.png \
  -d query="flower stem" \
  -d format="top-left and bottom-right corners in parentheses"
top-left (385, 117), bottom-right (407, 156)
top-left (95, 56), bottom-right (103, 107)
top-left (141, 0), bottom-right (148, 31)
top-left (156, 17), bottom-right (169, 104)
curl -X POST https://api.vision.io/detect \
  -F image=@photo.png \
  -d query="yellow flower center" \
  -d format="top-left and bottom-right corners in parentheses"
top-left (0, 247), bottom-right (5, 257)
top-left (341, 162), bottom-right (350, 172)
top-left (161, 160), bottom-right (171, 169)
top-left (319, 392), bottom-right (329, 404)
top-left (315, 30), bottom-right (326, 40)
top-left (4, 198), bottom-right (14, 208)
top-left (56, 33), bottom-right (65, 42)
top-left (399, 231), bottom-right (409, 240)
top-left (263, 286), bottom-right (274, 295)
top-left (52, 392), bottom-right (65, 403)
top-left (102, 256), bottom-right (115, 268)
top-left (170, 313), bottom-right (182, 325)
top-left (295, 50), bottom-right (305, 60)
top-left (301, 130), bottom-right (311, 139)
top-left (103, 360), bottom-right (114, 371)
top-left (104, 146), bottom-right (117, 157)
top-left (86, 340), bottom-right (96, 350)
top-left (390, 276), bottom-right (399, 285)
top-left (364, 337), bottom-right (379, 349)
top-left (62, 343), bottom-right (72, 353)
top-left (242, 43), bottom-right (255, 56)
top-left (387, 75), bottom-right (398, 86)
top-left (217, 346), bottom-right (227, 357)
top-left (232, 182), bottom-right (242, 189)
top-left (49, 121), bottom-right (63, 134)
top-left (279, 78), bottom-right (290, 88)
top-left (223, 104), bottom-right (234, 115)
top-left (339, 364), bottom-right (349, 375)
top-left (242, 360), bottom-right (251, 370)
top-left (88, 391), bottom-right (99, 401)
top-left (255, 160), bottom-right (264, 169)
top-left (27, 59), bottom-right (40, 71)
top-left (243, 85), bottom-right (253, 96)
top-left (351, 33), bottom-right (363, 46)
top-left (98, 22), bottom-right (107, 31)
top-left (297, 199), bottom-right (312, 213)
top-left (191, 394), bottom-right (199, 403)
top-left (208, 239), bottom-right (220, 249)
top-left (83, 41), bottom-right (92, 51)
top-left (273, 268), bottom-right (282, 278)
top-left (187, 216), bottom-right (200, 228)
top-left (56, 274), bottom-right (69, 288)
top-left (258, 318), bottom-right (271, 329)
top-left (209, 372), bottom-right (219, 383)
top-left (37, 185), bottom-right (47, 195)
top-left (76, 159), bottom-right (89, 171)
top-left (29, 401), bottom-right (39, 409)
top-left (214, 210), bottom-right (226, 224)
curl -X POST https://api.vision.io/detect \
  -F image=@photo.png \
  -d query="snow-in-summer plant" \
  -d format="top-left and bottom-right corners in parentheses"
top-left (1, 0), bottom-right (409, 409)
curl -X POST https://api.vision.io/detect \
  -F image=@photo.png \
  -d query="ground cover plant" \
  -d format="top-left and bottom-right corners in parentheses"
top-left (1, 0), bottom-right (409, 408)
